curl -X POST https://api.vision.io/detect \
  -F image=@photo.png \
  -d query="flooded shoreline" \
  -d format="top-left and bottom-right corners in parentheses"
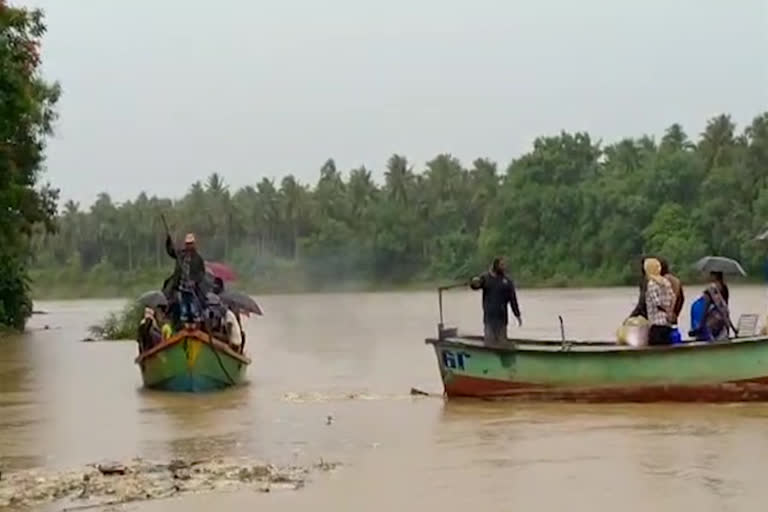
top-left (3, 288), bottom-right (768, 510)
top-left (0, 456), bottom-right (339, 510)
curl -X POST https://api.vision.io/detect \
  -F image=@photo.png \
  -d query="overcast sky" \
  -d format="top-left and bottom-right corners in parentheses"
top-left (21, 0), bottom-right (768, 205)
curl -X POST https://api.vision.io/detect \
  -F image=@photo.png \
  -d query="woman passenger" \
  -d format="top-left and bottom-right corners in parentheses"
top-left (629, 255), bottom-right (654, 319)
top-left (644, 258), bottom-right (674, 345)
top-left (659, 258), bottom-right (684, 324)
top-left (702, 271), bottom-right (733, 340)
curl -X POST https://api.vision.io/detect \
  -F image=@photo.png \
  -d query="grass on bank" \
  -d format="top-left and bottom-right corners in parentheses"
top-left (87, 302), bottom-right (143, 341)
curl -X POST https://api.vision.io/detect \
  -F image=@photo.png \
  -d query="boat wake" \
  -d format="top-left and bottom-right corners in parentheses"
top-left (281, 389), bottom-right (439, 403)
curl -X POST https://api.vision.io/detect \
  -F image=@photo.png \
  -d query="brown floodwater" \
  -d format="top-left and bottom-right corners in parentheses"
top-left (4, 285), bottom-right (768, 511)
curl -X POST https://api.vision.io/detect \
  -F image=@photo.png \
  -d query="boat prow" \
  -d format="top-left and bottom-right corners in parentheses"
top-left (135, 328), bottom-right (250, 392)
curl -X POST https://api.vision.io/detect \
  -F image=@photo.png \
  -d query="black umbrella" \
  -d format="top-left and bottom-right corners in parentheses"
top-left (137, 290), bottom-right (168, 308)
top-left (219, 290), bottom-right (263, 315)
top-left (693, 256), bottom-right (747, 276)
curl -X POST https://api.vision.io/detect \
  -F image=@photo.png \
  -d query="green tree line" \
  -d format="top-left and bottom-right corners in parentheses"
top-left (30, 111), bottom-right (768, 298)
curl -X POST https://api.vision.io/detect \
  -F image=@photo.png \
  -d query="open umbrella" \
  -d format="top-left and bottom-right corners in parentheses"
top-left (205, 261), bottom-right (237, 282)
top-left (693, 256), bottom-right (747, 276)
top-left (137, 290), bottom-right (168, 309)
top-left (220, 290), bottom-right (263, 316)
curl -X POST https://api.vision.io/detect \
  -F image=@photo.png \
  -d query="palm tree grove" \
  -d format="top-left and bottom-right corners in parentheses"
top-left (27, 112), bottom-right (768, 301)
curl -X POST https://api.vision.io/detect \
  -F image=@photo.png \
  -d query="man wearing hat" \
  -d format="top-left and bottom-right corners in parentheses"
top-left (164, 232), bottom-right (206, 324)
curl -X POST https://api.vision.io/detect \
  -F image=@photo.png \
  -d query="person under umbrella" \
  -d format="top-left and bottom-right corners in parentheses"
top-left (689, 256), bottom-right (742, 340)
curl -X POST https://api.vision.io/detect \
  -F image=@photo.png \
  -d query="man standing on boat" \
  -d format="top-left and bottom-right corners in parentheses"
top-left (470, 257), bottom-right (522, 343)
top-left (164, 232), bottom-right (206, 323)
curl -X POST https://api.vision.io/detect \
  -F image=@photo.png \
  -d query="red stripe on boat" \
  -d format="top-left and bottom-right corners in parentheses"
top-left (443, 374), bottom-right (768, 402)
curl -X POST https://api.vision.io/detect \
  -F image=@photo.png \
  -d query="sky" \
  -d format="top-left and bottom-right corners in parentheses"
top-left (20, 0), bottom-right (768, 205)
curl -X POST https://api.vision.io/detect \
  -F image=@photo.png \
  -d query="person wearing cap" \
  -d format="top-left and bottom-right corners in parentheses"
top-left (164, 232), bottom-right (206, 323)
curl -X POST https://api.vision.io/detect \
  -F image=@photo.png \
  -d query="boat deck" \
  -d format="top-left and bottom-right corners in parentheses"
top-left (425, 333), bottom-right (768, 353)
top-left (135, 329), bottom-right (251, 365)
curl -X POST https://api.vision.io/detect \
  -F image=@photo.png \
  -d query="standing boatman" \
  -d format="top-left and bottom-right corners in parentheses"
top-left (163, 232), bottom-right (206, 324)
top-left (470, 257), bottom-right (522, 343)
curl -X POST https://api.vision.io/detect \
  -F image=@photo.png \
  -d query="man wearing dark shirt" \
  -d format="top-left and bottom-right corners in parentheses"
top-left (163, 232), bottom-right (206, 324)
top-left (470, 257), bottom-right (522, 343)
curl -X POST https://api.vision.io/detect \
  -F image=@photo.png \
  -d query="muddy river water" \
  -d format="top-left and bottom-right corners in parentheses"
top-left (3, 286), bottom-right (768, 511)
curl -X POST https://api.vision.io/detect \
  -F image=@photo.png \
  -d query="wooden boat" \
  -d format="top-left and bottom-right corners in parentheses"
top-left (135, 327), bottom-right (250, 392)
top-left (425, 288), bottom-right (768, 402)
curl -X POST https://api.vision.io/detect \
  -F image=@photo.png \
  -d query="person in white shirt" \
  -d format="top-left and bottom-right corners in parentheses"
top-left (224, 308), bottom-right (243, 348)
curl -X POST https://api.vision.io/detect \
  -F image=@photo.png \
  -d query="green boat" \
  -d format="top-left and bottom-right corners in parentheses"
top-left (425, 288), bottom-right (768, 402)
top-left (135, 328), bottom-right (250, 392)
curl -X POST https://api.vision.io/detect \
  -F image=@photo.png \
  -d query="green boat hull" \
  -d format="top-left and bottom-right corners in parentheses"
top-left (136, 330), bottom-right (250, 392)
top-left (426, 333), bottom-right (768, 402)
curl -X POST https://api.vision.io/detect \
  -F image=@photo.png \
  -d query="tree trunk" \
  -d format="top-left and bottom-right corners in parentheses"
top-left (293, 223), bottom-right (299, 260)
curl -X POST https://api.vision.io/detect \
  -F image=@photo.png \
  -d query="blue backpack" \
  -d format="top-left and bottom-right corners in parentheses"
top-left (689, 295), bottom-right (711, 341)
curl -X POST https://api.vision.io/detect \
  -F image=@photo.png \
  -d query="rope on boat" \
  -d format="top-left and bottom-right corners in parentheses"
top-left (195, 294), bottom-right (236, 386)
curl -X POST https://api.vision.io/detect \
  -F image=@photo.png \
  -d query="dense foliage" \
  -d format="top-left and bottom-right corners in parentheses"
top-left (0, 2), bottom-right (60, 328)
top-left (32, 112), bottom-right (768, 297)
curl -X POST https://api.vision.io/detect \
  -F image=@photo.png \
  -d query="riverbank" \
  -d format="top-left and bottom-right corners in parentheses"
top-left (29, 267), bottom-right (759, 301)
top-left (27, 264), bottom-right (632, 300)
top-left (0, 456), bottom-right (339, 509)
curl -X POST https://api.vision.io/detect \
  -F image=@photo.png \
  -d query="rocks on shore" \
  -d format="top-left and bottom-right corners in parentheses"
top-left (0, 456), bottom-right (340, 509)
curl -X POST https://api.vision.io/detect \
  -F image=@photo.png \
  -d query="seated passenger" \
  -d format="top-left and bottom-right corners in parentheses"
top-left (137, 307), bottom-right (163, 352)
top-left (225, 308), bottom-right (243, 349)
top-left (205, 293), bottom-right (225, 335)
top-left (156, 305), bottom-right (173, 340)
top-left (689, 295), bottom-right (709, 341)
top-left (212, 277), bottom-right (224, 295)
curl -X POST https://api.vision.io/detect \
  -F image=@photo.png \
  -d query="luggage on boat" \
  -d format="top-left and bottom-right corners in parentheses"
top-left (617, 316), bottom-right (649, 347)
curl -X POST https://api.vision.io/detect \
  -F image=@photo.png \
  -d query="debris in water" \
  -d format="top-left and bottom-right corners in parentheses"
top-left (326, 415), bottom-right (333, 425)
top-left (167, 459), bottom-right (191, 472)
top-left (315, 459), bottom-right (339, 471)
top-left (0, 456), bottom-right (340, 509)
top-left (96, 462), bottom-right (126, 476)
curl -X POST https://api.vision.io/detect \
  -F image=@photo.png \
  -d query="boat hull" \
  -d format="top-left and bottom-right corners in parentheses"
top-left (426, 335), bottom-right (768, 402)
top-left (136, 330), bottom-right (250, 392)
